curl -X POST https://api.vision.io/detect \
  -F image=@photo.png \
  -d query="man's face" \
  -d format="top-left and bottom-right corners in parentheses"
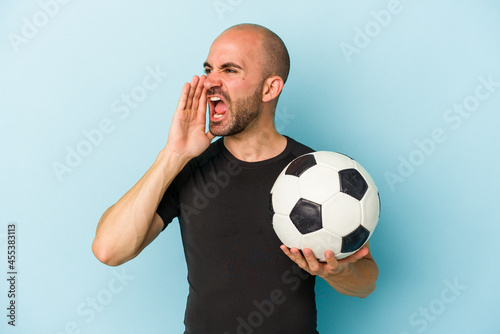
top-left (203, 30), bottom-right (266, 136)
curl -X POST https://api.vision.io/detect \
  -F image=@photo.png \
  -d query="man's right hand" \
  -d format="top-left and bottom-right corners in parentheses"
top-left (164, 75), bottom-right (215, 162)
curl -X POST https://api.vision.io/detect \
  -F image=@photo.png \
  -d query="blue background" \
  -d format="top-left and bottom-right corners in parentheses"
top-left (1, 1), bottom-right (499, 333)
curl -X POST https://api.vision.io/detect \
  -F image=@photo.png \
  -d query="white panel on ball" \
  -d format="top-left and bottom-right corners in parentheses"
top-left (298, 165), bottom-right (340, 204)
top-left (322, 193), bottom-right (362, 236)
top-left (360, 187), bottom-right (380, 232)
top-left (301, 229), bottom-right (343, 261)
top-left (315, 151), bottom-right (355, 171)
top-left (272, 214), bottom-right (303, 249)
top-left (270, 174), bottom-right (301, 215)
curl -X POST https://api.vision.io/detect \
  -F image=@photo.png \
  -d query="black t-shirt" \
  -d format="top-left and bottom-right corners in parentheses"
top-left (157, 136), bottom-right (319, 334)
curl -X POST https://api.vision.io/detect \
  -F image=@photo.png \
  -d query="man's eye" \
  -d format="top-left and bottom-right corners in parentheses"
top-left (225, 68), bottom-right (236, 73)
top-left (204, 68), bottom-right (212, 74)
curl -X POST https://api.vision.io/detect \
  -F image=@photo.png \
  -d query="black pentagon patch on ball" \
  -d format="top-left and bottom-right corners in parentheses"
top-left (268, 193), bottom-right (275, 217)
top-left (285, 154), bottom-right (317, 177)
top-left (377, 192), bottom-right (381, 218)
top-left (341, 225), bottom-right (370, 253)
top-left (290, 198), bottom-right (322, 234)
top-left (339, 169), bottom-right (368, 200)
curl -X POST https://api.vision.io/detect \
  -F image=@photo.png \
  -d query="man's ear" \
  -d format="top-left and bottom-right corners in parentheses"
top-left (262, 76), bottom-right (284, 103)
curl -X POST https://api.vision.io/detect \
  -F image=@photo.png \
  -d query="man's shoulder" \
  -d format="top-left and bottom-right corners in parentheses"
top-left (285, 136), bottom-right (315, 158)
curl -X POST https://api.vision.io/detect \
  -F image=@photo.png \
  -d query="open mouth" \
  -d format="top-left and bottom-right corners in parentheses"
top-left (208, 96), bottom-right (228, 121)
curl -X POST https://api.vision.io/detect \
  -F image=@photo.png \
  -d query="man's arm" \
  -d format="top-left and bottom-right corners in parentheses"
top-left (281, 241), bottom-right (378, 298)
top-left (92, 75), bottom-right (214, 266)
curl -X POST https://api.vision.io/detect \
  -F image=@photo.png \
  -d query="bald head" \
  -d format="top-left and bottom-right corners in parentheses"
top-left (222, 24), bottom-right (290, 84)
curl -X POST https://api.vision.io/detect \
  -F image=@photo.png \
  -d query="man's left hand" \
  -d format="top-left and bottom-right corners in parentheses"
top-left (280, 245), bottom-right (369, 279)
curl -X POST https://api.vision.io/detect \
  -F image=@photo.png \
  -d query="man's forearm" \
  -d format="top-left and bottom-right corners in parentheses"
top-left (324, 257), bottom-right (378, 298)
top-left (92, 149), bottom-right (189, 266)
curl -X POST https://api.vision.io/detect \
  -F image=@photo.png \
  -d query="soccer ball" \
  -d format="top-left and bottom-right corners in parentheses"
top-left (270, 151), bottom-right (380, 261)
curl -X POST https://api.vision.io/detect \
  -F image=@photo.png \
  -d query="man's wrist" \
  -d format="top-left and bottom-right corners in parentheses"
top-left (325, 262), bottom-right (353, 281)
top-left (156, 147), bottom-right (192, 176)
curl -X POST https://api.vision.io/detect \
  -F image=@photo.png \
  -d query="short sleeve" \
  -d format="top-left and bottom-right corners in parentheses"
top-left (156, 178), bottom-right (181, 231)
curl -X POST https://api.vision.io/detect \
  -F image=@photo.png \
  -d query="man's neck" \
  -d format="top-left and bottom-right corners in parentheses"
top-left (223, 129), bottom-right (287, 162)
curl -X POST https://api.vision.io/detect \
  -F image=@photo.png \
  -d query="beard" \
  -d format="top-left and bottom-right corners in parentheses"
top-left (208, 83), bottom-right (263, 137)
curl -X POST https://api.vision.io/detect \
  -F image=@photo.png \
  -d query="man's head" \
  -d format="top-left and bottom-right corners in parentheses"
top-left (224, 24), bottom-right (290, 85)
top-left (203, 24), bottom-right (290, 136)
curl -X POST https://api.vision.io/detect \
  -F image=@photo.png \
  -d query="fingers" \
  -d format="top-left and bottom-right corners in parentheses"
top-left (185, 76), bottom-right (199, 110)
top-left (302, 248), bottom-right (323, 274)
top-left (192, 76), bottom-right (207, 112)
top-left (338, 247), bottom-right (369, 265)
top-left (323, 250), bottom-right (340, 272)
top-left (176, 82), bottom-right (191, 111)
top-left (280, 246), bottom-right (353, 277)
top-left (280, 245), bottom-right (307, 268)
top-left (354, 246), bottom-right (369, 259)
top-left (176, 75), bottom-right (207, 112)
top-left (280, 246), bottom-right (323, 275)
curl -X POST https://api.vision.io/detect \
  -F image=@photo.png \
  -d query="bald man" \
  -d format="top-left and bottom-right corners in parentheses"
top-left (92, 24), bottom-right (378, 333)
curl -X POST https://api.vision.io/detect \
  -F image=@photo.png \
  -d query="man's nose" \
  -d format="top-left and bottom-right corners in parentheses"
top-left (204, 72), bottom-right (222, 90)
